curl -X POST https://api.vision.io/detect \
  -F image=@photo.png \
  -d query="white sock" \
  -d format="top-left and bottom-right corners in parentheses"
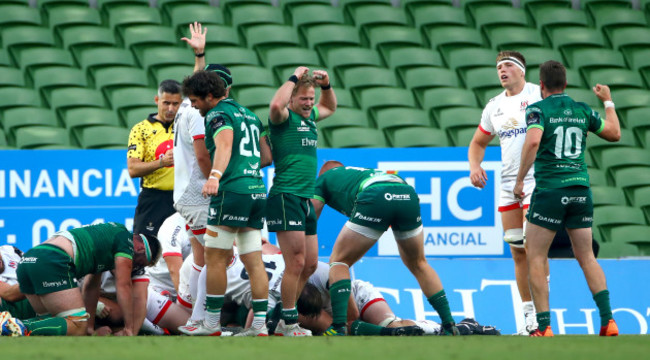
top-left (141, 318), bottom-right (165, 335)
top-left (190, 266), bottom-right (207, 322)
top-left (189, 261), bottom-right (203, 302)
top-left (522, 301), bottom-right (536, 316)
top-left (414, 320), bottom-right (441, 335)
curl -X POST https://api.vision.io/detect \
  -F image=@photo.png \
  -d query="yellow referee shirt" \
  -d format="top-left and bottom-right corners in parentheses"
top-left (127, 114), bottom-right (174, 191)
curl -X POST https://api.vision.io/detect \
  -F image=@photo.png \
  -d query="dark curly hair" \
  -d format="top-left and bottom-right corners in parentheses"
top-left (182, 70), bottom-right (226, 100)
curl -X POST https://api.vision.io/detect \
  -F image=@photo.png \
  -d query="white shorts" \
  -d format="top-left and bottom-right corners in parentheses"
top-left (498, 177), bottom-right (535, 212)
top-left (351, 280), bottom-right (385, 319)
top-left (175, 203), bottom-right (208, 244)
top-left (146, 290), bottom-right (173, 325)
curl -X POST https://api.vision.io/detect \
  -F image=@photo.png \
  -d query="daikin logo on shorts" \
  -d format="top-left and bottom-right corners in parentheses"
top-left (384, 193), bottom-right (410, 201)
top-left (222, 214), bottom-right (248, 222)
top-left (354, 212), bottom-right (382, 223)
top-left (532, 212), bottom-right (561, 224)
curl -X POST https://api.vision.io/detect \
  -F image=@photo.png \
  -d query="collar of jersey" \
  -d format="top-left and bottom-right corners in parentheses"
top-left (147, 113), bottom-right (173, 130)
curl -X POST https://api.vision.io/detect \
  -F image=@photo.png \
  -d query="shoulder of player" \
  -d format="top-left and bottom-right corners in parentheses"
top-left (482, 90), bottom-right (505, 112)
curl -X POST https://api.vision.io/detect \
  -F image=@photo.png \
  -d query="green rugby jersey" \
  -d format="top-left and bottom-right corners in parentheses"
top-left (314, 166), bottom-right (404, 217)
top-left (205, 98), bottom-right (266, 194)
top-left (268, 108), bottom-right (319, 198)
top-left (525, 93), bottom-right (604, 189)
top-left (68, 222), bottom-right (133, 277)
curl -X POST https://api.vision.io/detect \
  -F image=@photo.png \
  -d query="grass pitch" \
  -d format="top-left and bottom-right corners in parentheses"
top-left (1, 336), bottom-right (647, 360)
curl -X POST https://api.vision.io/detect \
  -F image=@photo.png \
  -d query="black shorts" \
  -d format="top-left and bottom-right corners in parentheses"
top-left (133, 188), bottom-right (175, 237)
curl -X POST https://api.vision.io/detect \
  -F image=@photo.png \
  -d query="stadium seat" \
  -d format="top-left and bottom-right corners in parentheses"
top-left (462, 67), bottom-right (502, 106)
top-left (625, 107), bottom-right (650, 140)
top-left (62, 107), bottom-right (122, 137)
top-left (444, 47), bottom-right (496, 75)
top-left (527, 67), bottom-right (584, 88)
top-left (409, 4), bottom-right (468, 32)
top-left (349, 5), bottom-right (409, 35)
top-left (585, 68), bottom-right (645, 90)
top-left (30, 66), bottom-right (88, 100)
top-left (608, 27), bottom-right (650, 60)
top-left (588, 168), bottom-right (608, 186)
top-left (599, 148), bottom-right (650, 180)
top-left (383, 47), bottom-right (445, 72)
top-left (264, 47), bottom-right (322, 80)
top-left (580, 0), bottom-right (632, 15)
top-left (92, 67), bottom-right (150, 97)
top-left (203, 46), bottom-right (260, 67)
top-left (341, 67), bottom-right (399, 94)
top-left (566, 48), bottom-right (627, 74)
top-left (304, 24), bottom-right (361, 58)
top-left (613, 166), bottom-right (650, 202)
top-left (2, 107), bottom-right (59, 141)
top-left (123, 106), bottom-right (158, 129)
top-left (593, 205), bottom-right (647, 243)
top-left (231, 87), bottom-right (275, 110)
top-left (486, 26), bottom-right (545, 50)
top-left (632, 186), bottom-right (650, 221)
top-left (14, 126), bottom-right (70, 149)
top-left (220, 0), bottom-right (273, 18)
top-left (110, 87), bottom-right (157, 120)
top-left (437, 107), bottom-right (482, 134)
top-left (547, 26), bottom-right (607, 60)
top-left (0, 87), bottom-right (43, 112)
top-left (531, 7), bottom-right (589, 40)
top-left (460, 0), bottom-right (512, 22)
top-left (96, 0), bottom-right (149, 16)
top-left (511, 47), bottom-right (562, 69)
top-left (390, 126), bottom-right (450, 147)
top-left (77, 125), bottom-right (130, 149)
top-left (611, 89), bottom-right (650, 116)
top-left (328, 127), bottom-right (388, 148)
top-left (608, 225), bottom-right (650, 256)
top-left (419, 87), bottom-right (480, 119)
top-left (228, 65), bottom-right (277, 91)
top-left (244, 25), bottom-right (302, 58)
top-left (520, 0), bottom-right (572, 15)
top-left (324, 48), bottom-right (383, 81)
top-left (472, 5), bottom-right (530, 34)
top-left (2, 26), bottom-right (56, 62)
top-left (47, 5), bottom-right (101, 35)
top-left (425, 26), bottom-right (484, 57)
top-left (0, 52), bottom-right (13, 68)
top-left (564, 88), bottom-right (601, 108)
top-left (364, 26), bottom-right (425, 60)
top-left (588, 128), bottom-right (637, 167)
top-left (373, 108), bottom-right (432, 132)
top-left (317, 107), bottom-right (371, 144)
top-left (151, 65), bottom-right (194, 85)
top-left (0, 5), bottom-right (42, 28)
top-left (280, 0), bottom-right (332, 14)
top-left (452, 126), bottom-right (499, 147)
top-left (229, 4), bottom-right (285, 34)
top-left (591, 186), bottom-right (629, 207)
top-left (105, 5), bottom-right (162, 34)
top-left (590, 6), bottom-right (647, 37)
top-left (168, 4), bottom-right (224, 37)
top-left (326, 87), bottom-right (355, 108)
top-left (597, 241), bottom-right (639, 258)
top-left (400, 67), bottom-right (460, 97)
top-left (58, 25), bottom-right (116, 59)
top-left (16, 47), bottom-right (75, 79)
top-left (288, 4), bottom-right (345, 38)
top-left (136, 46), bottom-right (194, 77)
top-left (356, 87), bottom-right (417, 116)
top-left (402, 0), bottom-right (454, 19)
top-left (119, 25), bottom-right (177, 57)
top-left (157, 0), bottom-right (210, 18)
top-left (338, 0), bottom-right (392, 22)
top-left (76, 47), bottom-right (137, 76)
top-left (48, 88), bottom-right (107, 117)
top-left (0, 68), bottom-right (26, 88)
top-left (0, 128), bottom-right (9, 148)
top-left (0, 0), bottom-right (29, 5)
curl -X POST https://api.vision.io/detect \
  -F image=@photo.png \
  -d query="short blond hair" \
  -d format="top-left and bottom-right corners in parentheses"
top-left (292, 74), bottom-right (317, 96)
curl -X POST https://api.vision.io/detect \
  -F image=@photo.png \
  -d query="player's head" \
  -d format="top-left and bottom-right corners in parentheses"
top-left (539, 60), bottom-right (567, 97)
top-left (205, 63), bottom-right (233, 97)
top-left (133, 233), bottom-right (162, 267)
top-left (155, 79), bottom-right (182, 123)
top-left (289, 75), bottom-right (317, 118)
top-left (318, 160), bottom-right (344, 176)
top-left (182, 70), bottom-right (227, 116)
top-left (496, 51), bottom-right (526, 91)
top-left (297, 283), bottom-right (324, 318)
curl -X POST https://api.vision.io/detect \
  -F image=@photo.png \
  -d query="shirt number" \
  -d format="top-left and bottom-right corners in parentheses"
top-left (239, 122), bottom-right (260, 158)
top-left (240, 260), bottom-right (277, 281)
top-left (553, 126), bottom-right (582, 159)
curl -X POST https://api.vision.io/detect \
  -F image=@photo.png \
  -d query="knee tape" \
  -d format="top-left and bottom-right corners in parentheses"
top-left (204, 225), bottom-right (236, 250)
top-left (504, 228), bottom-right (525, 248)
top-left (393, 225), bottom-right (423, 241)
top-left (378, 315), bottom-right (400, 328)
top-left (56, 308), bottom-right (90, 322)
top-left (236, 230), bottom-right (262, 255)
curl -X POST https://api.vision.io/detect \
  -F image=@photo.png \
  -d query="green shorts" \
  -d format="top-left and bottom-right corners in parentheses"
top-left (17, 244), bottom-right (77, 295)
top-left (266, 193), bottom-right (317, 235)
top-left (208, 191), bottom-right (267, 229)
top-left (351, 183), bottom-right (422, 232)
top-left (0, 298), bottom-right (37, 319)
top-left (527, 186), bottom-right (593, 231)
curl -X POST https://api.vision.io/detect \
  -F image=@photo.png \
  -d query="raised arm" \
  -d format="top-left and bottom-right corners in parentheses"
top-left (592, 84), bottom-right (621, 142)
top-left (181, 22), bottom-right (207, 73)
top-left (313, 70), bottom-right (337, 120)
top-left (269, 66), bottom-right (309, 125)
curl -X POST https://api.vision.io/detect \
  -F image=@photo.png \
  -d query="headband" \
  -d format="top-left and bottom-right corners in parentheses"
top-left (497, 57), bottom-right (526, 75)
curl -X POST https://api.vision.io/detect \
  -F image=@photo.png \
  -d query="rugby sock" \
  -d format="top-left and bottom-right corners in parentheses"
top-left (536, 311), bottom-right (551, 330)
top-left (593, 290), bottom-right (613, 326)
top-left (281, 307), bottom-right (299, 325)
top-left (252, 299), bottom-right (268, 329)
top-left (329, 279), bottom-right (352, 327)
top-left (189, 262), bottom-right (203, 302)
top-left (427, 290), bottom-right (454, 326)
top-left (140, 318), bottom-right (165, 335)
top-left (204, 295), bottom-right (224, 329)
top-left (190, 267), bottom-right (208, 321)
top-left (22, 316), bottom-right (67, 336)
top-left (350, 320), bottom-right (382, 335)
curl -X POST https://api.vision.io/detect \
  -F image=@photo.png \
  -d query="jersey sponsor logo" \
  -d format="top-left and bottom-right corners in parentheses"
top-left (243, 168), bottom-right (261, 176)
top-left (549, 116), bottom-right (585, 124)
top-left (209, 114), bottom-right (227, 131)
top-left (301, 138), bottom-right (317, 147)
top-left (288, 220), bottom-right (302, 226)
top-left (497, 118), bottom-right (526, 139)
top-left (42, 279), bottom-right (68, 288)
top-left (8, 260), bottom-right (17, 269)
top-left (297, 120), bottom-right (312, 132)
top-left (582, 216), bottom-right (593, 222)
top-left (526, 108), bottom-right (541, 126)
top-left (560, 196), bottom-right (586, 205)
top-left (250, 193), bottom-right (266, 200)
top-left (20, 257), bottom-right (37, 263)
top-left (494, 108), bottom-right (504, 117)
top-left (531, 212), bottom-right (561, 224)
top-left (354, 212), bottom-right (382, 223)
top-left (384, 193), bottom-right (411, 201)
top-left (555, 163), bottom-right (582, 170)
top-left (520, 100), bottom-right (529, 111)
top-left (266, 219), bottom-right (282, 226)
top-left (222, 214), bottom-right (249, 222)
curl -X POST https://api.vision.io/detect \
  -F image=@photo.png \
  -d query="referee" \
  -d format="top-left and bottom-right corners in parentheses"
top-left (127, 80), bottom-right (182, 238)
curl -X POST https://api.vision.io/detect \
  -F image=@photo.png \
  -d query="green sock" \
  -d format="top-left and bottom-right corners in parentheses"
top-left (427, 290), bottom-right (454, 326)
top-left (329, 279), bottom-right (351, 327)
top-left (350, 320), bottom-right (382, 335)
top-left (593, 290), bottom-right (613, 326)
top-left (205, 295), bottom-right (224, 328)
top-left (281, 308), bottom-right (299, 325)
top-left (22, 316), bottom-right (68, 336)
top-left (536, 311), bottom-right (551, 330)
top-left (251, 299), bottom-right (268, 328)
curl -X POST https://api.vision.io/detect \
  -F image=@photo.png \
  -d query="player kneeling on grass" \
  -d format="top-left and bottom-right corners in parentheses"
top-left (311, 162), bottom-right (460, 336)
top-left (3, 223), bottom-right (160, 336)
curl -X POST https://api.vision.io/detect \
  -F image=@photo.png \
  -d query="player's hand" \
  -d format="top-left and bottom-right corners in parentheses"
top-left (202, 178), bottom-right (220, 198)
top-left (470, 166), bottom-right (488, 188)
top-left (162, 149), bottom-right (174, 167)
top-left (293, 66), bottom-right (309, 80)
top-left (181, 21), bottom-right (207, 54)
top-left (115, 328), bottom-right (134, 336)
top-left (513, 180), bottom-right (525, 200)
top-left (312, 70), bottom-right (330, 87)
top-left (592, 84), bottom-right (612, 102)
top-left (94, 326), bottom-right (113, 336)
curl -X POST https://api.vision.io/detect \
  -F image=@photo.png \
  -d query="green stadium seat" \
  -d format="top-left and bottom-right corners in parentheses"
top-left (460, 0), bottom-right (512, 21)
top-left (2, 26), bottom-right (56, 62)
top-left (437, 107), bottom-right (482, 134)
top-left (280, 0), bottom-right (331, 14)
top-left (168, 4), bottom-right (224, 37)
top-left (0, 68), bottom-right (26, 88)
top-left (565, 88), bottom-right (601, 108)
top-left (231, 87), bottom-right (275, 110)
top-left (123, 106), bottom-right (158, 129)
top-left (364, 26), bottom-right (425, 60)
top-left (591, 6), bottom-right (647, 37)
top-left (2, 107), bottom-right (59, 141)
top-left (204, 46), bottom-right (260, 67)
top-left (0, 52), bottom-right (13, 67)
top-left (151, 65), bottom-right (193, 85)
top-left (229, 4), bottom-right (285, 34)
top-left (47, 5), bottom-right (101, 35)
top-left (304, 24), bottom-right (361, 58)
top-left (604, 27), bottom-right (650, 60)
top-left (76, 47), bottom-right (137, 76)
top-left (580, 0), bottom-right (632, 15)
top-left (58, 25), bottom-right (116, 59)
top-left (349, 5), bottom-right (409, 35)
top-left (593, 205), bottom-right (647, 243)
top-left (288, 5), bottom-right (345, 38)
top-left (520, 0), bottom-right (572, 14)
top-left (463, 67), bottom-right (502, 107)
top-left (611, 89), bottom-right (650, 116)
top-left (383, 47), bottom-right (445, 72)
top-left (588, 128), bottom-right (637, 167)
top-left (244, 25), bottom-right (301, 57)
top-left (409, 5), bottom-right (468, 31)
top-left (317, 107), bottom-right (371, 143)
top-left (0, 128), bottom-right (8, 148)
top-left (608, 225), bottom-right (650, 256)
top-left (402, 0), bottom-right (454, 20)
top-left (328, 127), bottom-right (388, 148)
top-left (106, 5), bottom-right (162, 34)
top-left (342, 67), bottom-right (399, 95)
top-left (263, 47), bottom-right (322, 79)
top-left (548, 26), bottom-right (606, 60)
top-left (390, 126), bottom-right (450, 147)
top-left (324, 48), bottom-right (383, 79)
top-left (220, 0), bottom-right (273, 18)
top-left (625, 107), bottom-right (650, 140)
top-left (110, 87), bottom-right (157, 119)
top-left (632, 186), bottom-right (650, 221)
top-left (472, 6), bottom-right (530, 34)
top-left (229, 65), bottom-right (277, 91)
top-left (419, 87), bottom-right (480, 119)
top-left (338, 0), bottom-right (392, 22)
top-left (567, 48), bottom-right (627, 74)
top-left (0, 5), bottom-right (42, 28)
top-left (62, 107), bottom-right (122, 138)
top-left (96, 0), bottom-right (149, 16)
top-left (585, 68), bottom-right (645, 90)
top-left (326, 87), bottom-right (355, 108)
top-left (453, 126), bottom-right (499, 147)
top-left (77, 125), bottom-right (130, 149)
top-left (0, 87), bottom-right (43, 112)
top-left (425, 26), bottom-right (484, 56)
top-left (92, 66), bottom-right (150, 97)
top-left (445, 47), bottom-right (496, 76)
top-left (356, 87), bottom-right (417, 116)
top-left (527, 67), bottom-right (584, 88)
top-left (17, 47), bottom-right (75, 79)
top-left (14, 126), bottom-right (70, 149)
top-left (511, 47), bottom-right (562, 69)
top-left (136, 46), bottom-right (194, 77)
top-left (48, 88), bottom-right (107, 117)
top-left (399, 67), bottom-right (460, 96)
top-left (588, 167), bottom-right (608, 186)
top-left (640, 128), bottom-right (650, 149)
top-left (600, 148), bottom-right (650, 180)
top-left (30, 66), bottom-right (87, 100)
top-left (119, 25), bottom-right (177, 57)
top-left (597, 241), bottom-right (639, 258)
top-left (591, 185), bottom-right (629, 207)
top-left (157, 0), bottom-right (210, 18)
top-left (486, 26), bottom-right (545, 50)
top-left (613, 166), bottom-right (650, 202)
top-left (531, 7), bottom-right (589, 40)
top-left (202, 25), bottom-right (241, 48)
top-left (373, 108), bottom-right (432, 132)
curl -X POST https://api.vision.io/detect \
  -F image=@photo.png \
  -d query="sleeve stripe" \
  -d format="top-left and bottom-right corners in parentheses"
top-left (115, 252), bottom-right (133, 260)
top-left (214, 126), bottom-right (234, 137)
top-left (192, 134), bottom-right (205, 140)
top-left (163, 252), bottom-right (183, 257)
top-left (478, 124), bottom-right (492, 135)
top-left (595, 119), bottom-right (605, 134)
top-left (527, 124), bottom-right (544, 130)
top-left (132, 278), bottom-right (149, 283)
top-left (313, 195), bottom-right (325, 202)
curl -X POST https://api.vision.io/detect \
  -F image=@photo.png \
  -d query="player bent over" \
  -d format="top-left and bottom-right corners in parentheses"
top-left (311, 161), bottom-right (459, 336)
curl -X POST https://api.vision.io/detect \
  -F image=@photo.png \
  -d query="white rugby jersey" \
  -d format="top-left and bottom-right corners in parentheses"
top-left (225, 253), bottom-right (285, 309)
top-left (147, 212), bottom-right (192, 295)
top-left (479, 82), bottom-right (542, 180)
top-left (0, 245), bottom-right (21, 285)
top-left (173, 97), bottom-right (209, 206)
